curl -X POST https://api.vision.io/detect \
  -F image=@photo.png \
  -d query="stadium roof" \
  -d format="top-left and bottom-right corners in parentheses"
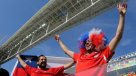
top-left (0, 0), bottom-right (123, 65)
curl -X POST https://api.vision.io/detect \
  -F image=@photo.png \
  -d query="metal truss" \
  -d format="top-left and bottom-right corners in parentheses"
top-left (0, 0), bottom-right (124, 64)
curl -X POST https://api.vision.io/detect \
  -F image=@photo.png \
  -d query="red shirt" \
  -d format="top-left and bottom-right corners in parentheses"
top-left (74, 46), bottom-right (114, 76)
top-left (24, 65), bottom-right (64, 76)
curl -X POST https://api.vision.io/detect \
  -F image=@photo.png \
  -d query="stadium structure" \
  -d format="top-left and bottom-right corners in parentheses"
top-left (107, 51), bottom-right (136, 76)
top-left (1, 0), bottom-right (135, 76)
top-left (0, 0), bottom-right (123, 65)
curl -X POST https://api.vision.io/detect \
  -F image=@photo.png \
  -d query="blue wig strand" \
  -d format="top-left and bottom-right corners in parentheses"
top-left (78, 32), bottom-right (89, 48)
top-left (104, 36), bottom-right (108, 46)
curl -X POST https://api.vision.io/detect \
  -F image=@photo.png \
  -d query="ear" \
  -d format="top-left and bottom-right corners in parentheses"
top-left (37, 62), bottom-right (39, 64)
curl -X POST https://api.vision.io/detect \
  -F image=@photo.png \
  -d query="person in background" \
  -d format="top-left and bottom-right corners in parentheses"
top-left (0, 68), bottom-right (9, 76)
top-left (16, 54), bottom-right (74, 76)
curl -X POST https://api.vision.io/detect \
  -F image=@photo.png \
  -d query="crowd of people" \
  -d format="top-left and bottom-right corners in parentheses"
top-left (1, 3), bottom-right (128, 76)
top-left (120, 71), bottom-right (136, 76)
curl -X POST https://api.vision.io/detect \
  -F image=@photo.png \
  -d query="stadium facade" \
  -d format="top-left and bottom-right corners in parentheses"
top-left (107, 51), bottom-right (136, 76)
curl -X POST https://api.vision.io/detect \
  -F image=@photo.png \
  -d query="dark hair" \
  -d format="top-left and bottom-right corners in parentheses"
top-left (0, 68), bottom-right (9, 76)
top-left (38, 55), bottom-right (46, 61)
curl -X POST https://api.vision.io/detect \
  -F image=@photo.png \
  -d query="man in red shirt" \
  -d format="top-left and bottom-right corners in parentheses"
top-left (16, 54), bottom-right (74, 76)
top-left (54, 3), bottom-right (127, 76)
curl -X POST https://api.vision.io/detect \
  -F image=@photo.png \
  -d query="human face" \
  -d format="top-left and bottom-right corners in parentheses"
top-left (85, 39), bottom-right (94, 51)
top-left (37, 56), bottom-right (47, 68)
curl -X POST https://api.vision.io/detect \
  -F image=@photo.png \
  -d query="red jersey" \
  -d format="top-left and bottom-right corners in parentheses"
top-left (74, 46), bottom-right (114, 76)
top-left (24, 65), bottom-right (64, 76)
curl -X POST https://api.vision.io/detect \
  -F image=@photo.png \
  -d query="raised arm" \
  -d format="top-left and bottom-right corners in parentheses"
top-left (54, 34), bottom-right (74, 58)
top-left (109, 3), bottom-right (127, 52)
top-left (64, 60), bottom-right (75, 70)
top-left (16, 54), bottom-right (27, 68)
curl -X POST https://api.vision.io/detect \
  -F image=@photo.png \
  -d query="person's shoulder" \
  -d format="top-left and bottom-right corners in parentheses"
top-left (102, 46), bottom-right (110, 51)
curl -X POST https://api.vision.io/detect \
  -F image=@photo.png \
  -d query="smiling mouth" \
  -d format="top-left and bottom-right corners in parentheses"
top-left (41, 62), bottom-right (46, 64)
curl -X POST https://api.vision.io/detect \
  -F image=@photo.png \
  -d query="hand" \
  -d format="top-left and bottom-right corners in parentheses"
top-left (16, 54), bottom-right (20, 58)
top-left (117, 3), bottom-right (127, 15)
top-left (54, 34), bottom-right (60, 41)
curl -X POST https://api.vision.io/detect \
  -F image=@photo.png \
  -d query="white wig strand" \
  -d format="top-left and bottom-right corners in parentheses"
top-left (89, 28), bottom-right (102, 38)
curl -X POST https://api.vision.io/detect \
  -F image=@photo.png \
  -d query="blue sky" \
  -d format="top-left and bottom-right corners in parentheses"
top-left (0, 0), bottom-right (136, 75)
